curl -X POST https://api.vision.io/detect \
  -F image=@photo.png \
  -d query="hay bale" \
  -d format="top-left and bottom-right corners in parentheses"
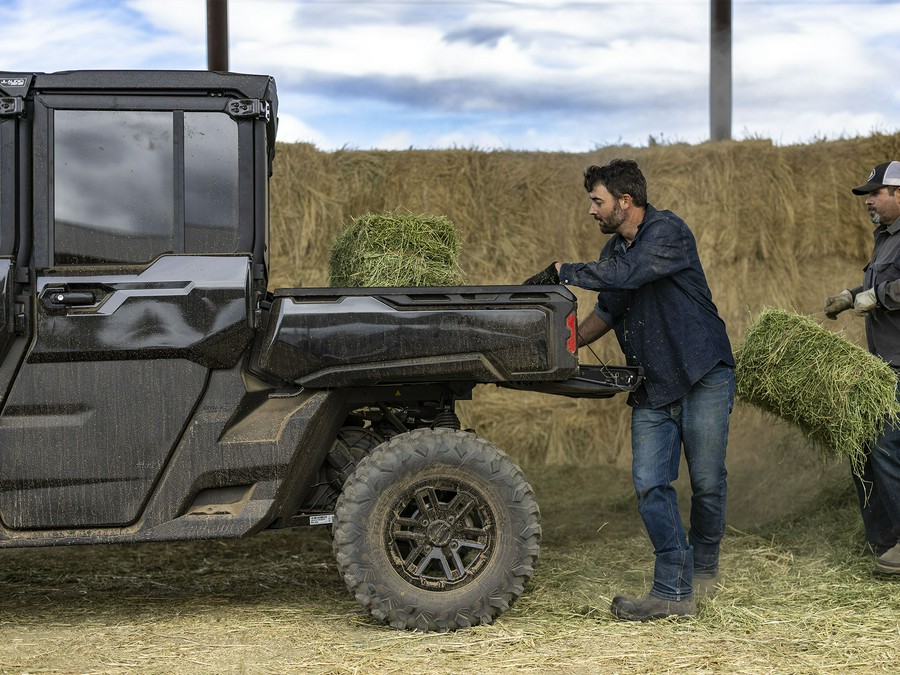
top-left (734, 307), bottom-right (900, 476)
top-left (327, 209), bottom-right (466, 287)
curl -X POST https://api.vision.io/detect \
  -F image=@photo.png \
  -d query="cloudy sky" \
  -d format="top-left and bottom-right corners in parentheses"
top-left (1, 0), bottom-right (898, 151)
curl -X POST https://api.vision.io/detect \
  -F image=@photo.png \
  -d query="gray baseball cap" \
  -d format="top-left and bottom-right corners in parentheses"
top-left (852, 161), bottom-right (900, 195)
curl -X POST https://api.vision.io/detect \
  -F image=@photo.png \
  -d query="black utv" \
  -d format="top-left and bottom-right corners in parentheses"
top-left (0, 70), bottom-right (639, 631)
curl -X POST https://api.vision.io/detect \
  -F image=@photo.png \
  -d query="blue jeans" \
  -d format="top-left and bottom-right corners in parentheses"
top-left (853, 382), bottom-right (900, 553)
top-left (630, 363), bottom-right (734, 601)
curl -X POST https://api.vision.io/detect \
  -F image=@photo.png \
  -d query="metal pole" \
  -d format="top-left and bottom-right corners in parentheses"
top-left (207, 0), bottom-right (229, 72)
top-left (710, 0), bottom-right (732, 141)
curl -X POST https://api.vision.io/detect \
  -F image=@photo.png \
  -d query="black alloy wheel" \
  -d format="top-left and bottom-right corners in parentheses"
top-left (331, 427), bottom-right (541, 632)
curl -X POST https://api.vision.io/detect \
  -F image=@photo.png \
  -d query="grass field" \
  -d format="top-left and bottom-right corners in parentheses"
top-left (1, 463), bottom-right (897, 674)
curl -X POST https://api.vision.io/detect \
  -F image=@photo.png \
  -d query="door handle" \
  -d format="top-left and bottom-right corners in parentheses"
top-left (41, 287), bottom-right (98, 309)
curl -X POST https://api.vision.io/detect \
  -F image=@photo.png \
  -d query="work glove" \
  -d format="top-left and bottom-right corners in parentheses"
top-left (522, 262), bottom-right (560, 285)
top-left (824, 289), bottom-right (853, 320)
top-left (853, 288), bottom-right (878, 316)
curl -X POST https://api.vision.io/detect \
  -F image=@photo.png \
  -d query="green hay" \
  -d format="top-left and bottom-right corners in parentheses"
top-left (328, 209), bottom-right (466, 287)
top-left (734, 306), bottom-right (900, 476)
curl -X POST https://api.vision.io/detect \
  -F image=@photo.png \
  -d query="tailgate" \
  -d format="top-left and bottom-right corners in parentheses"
top-left (500, 364), bottom-right (643, 399)
top-left (254, 285), bottom-right (579, 387)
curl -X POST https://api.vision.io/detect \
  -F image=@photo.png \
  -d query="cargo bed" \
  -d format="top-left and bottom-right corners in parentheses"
top-left (253, 286), bottom-right (582, 388)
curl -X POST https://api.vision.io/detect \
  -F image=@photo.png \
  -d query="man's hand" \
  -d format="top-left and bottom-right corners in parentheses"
top-left (522, 262), bottom-right (560, 285)
top-left (853, 288), bottom-right (878, 316)
top-left (824, 289), bottom-right (853, 319)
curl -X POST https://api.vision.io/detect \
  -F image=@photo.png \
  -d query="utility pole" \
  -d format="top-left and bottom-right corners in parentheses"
top-left (710, 0), bottom-right (732, 141)
top-left (207, 0), bottom-right (229, 72)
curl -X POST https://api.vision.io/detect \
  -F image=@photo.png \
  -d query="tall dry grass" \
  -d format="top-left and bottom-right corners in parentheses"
top-left (268, 134), bottom-right (900, 482)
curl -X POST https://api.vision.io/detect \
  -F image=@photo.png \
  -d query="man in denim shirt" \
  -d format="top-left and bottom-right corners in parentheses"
top-left (824, 160), bottom-right (900, 576)
top-left (526, 159), bottom-right (735, 620)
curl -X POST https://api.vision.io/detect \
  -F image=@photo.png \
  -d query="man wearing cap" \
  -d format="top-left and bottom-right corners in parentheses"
top-left (824, 160), bottom-right (900, 576)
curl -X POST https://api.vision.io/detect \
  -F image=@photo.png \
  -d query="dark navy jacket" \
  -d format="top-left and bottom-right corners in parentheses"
top-left (559, 204), bottom-right (734, 408)
top-left (854, 216), bottom-right (900, 368)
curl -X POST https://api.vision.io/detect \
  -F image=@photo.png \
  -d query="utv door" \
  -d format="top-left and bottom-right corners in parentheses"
top-left (0, 85), bottom-right (266, 529)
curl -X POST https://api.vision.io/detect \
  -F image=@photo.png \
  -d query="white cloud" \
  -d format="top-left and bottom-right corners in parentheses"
top-left (275, 111), bottom-right (328, 146)
top-left (0, 0), bottom-right (898, 151)
top-left (373, 129), bottom-right (416, 151)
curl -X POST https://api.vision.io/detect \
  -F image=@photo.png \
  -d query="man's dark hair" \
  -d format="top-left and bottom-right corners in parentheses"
top-left (583, 159), bottom-right (648, 207)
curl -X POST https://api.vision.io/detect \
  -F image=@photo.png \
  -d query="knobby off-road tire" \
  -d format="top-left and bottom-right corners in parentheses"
top-left (325, 426), bottom-right (383, 493)
top-left (332, 427), bottom-right (541, 632)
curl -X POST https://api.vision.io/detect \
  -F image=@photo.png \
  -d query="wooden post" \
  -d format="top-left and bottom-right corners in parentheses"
top-left (207, 0), bottom-right (229, 72)
top-left (710, 0), bottom-right (732, 141)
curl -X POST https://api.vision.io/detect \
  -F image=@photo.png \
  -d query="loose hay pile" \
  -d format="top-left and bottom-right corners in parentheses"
top-left (328, 209), bottom-right (465, 287)
top-left (735, 307), bottom-right (900, 476)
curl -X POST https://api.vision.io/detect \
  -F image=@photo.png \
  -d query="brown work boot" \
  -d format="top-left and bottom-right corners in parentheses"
top-left (876, 543), bottom-right (900, 575)
top-left (693, 572), bottom-right (720, 598)
top-left (610, 593), bottom-right (696, 621)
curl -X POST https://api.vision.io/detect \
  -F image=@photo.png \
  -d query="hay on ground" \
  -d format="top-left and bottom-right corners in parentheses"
top-left (734, 306), bottom-right (900, 477)
top-left (328, 209), bottom-right (465, 287)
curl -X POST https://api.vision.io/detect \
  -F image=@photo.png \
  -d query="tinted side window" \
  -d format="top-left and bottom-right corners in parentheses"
top-left (185, 112), bottom-right (239, 252)
top-left (54, 110), bottom-right (175, 265)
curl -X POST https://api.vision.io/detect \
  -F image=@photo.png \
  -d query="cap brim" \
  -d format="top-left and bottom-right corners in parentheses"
top-left (851, 181), bottom-right (884, 195)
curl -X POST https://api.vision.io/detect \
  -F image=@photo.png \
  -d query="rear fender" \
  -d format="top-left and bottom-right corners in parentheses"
top-left (136, 369), bottom-right (351, 540)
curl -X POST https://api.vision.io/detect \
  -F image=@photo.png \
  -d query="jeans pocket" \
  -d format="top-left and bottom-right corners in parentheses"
top-left (697, 364), bottom-right (733, 390)
top-left (695, 364), bottom-right (736, 413)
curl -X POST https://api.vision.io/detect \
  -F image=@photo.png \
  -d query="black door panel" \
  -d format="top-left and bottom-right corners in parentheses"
top-left (31, 256), bottom-right (253, 368)
top-left (0, 255), bottom-right (252, 529)
top-left (0, 359), bottom-right (206, 528)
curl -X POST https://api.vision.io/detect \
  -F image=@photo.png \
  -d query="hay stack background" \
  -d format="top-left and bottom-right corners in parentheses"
top-left (269, 133), bottom-right (900, 523)
top-left (735, 307), bottom-right (900, 476)
top-left (327, 210), bottom-right (465, 287)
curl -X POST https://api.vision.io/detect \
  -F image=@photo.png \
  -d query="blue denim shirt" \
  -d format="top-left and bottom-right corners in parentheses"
top-left (559, 204), bottom-right (734, 408)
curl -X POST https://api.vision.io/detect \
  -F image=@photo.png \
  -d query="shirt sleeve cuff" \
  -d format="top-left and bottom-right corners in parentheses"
top-left (594, 302), bottom-right (614, 327)
top-left (558, 262), bottom-right (574, 285)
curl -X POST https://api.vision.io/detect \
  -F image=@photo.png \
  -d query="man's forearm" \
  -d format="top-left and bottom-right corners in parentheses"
top-left (577, 311), bottom-right (611, 347)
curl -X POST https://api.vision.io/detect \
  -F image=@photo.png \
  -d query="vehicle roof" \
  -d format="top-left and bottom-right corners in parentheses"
top-left (0, 69), bottom-right (279, 144)
top-left (2, 69), bottom-right (273, 97)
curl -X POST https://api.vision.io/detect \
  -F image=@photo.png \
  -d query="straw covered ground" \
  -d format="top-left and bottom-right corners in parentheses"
top-left (1, 464), bottom-right (896, 674)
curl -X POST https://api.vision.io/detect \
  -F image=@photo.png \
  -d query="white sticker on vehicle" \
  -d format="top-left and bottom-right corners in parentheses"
top-left (309, 514), bottom-right (334, 526)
